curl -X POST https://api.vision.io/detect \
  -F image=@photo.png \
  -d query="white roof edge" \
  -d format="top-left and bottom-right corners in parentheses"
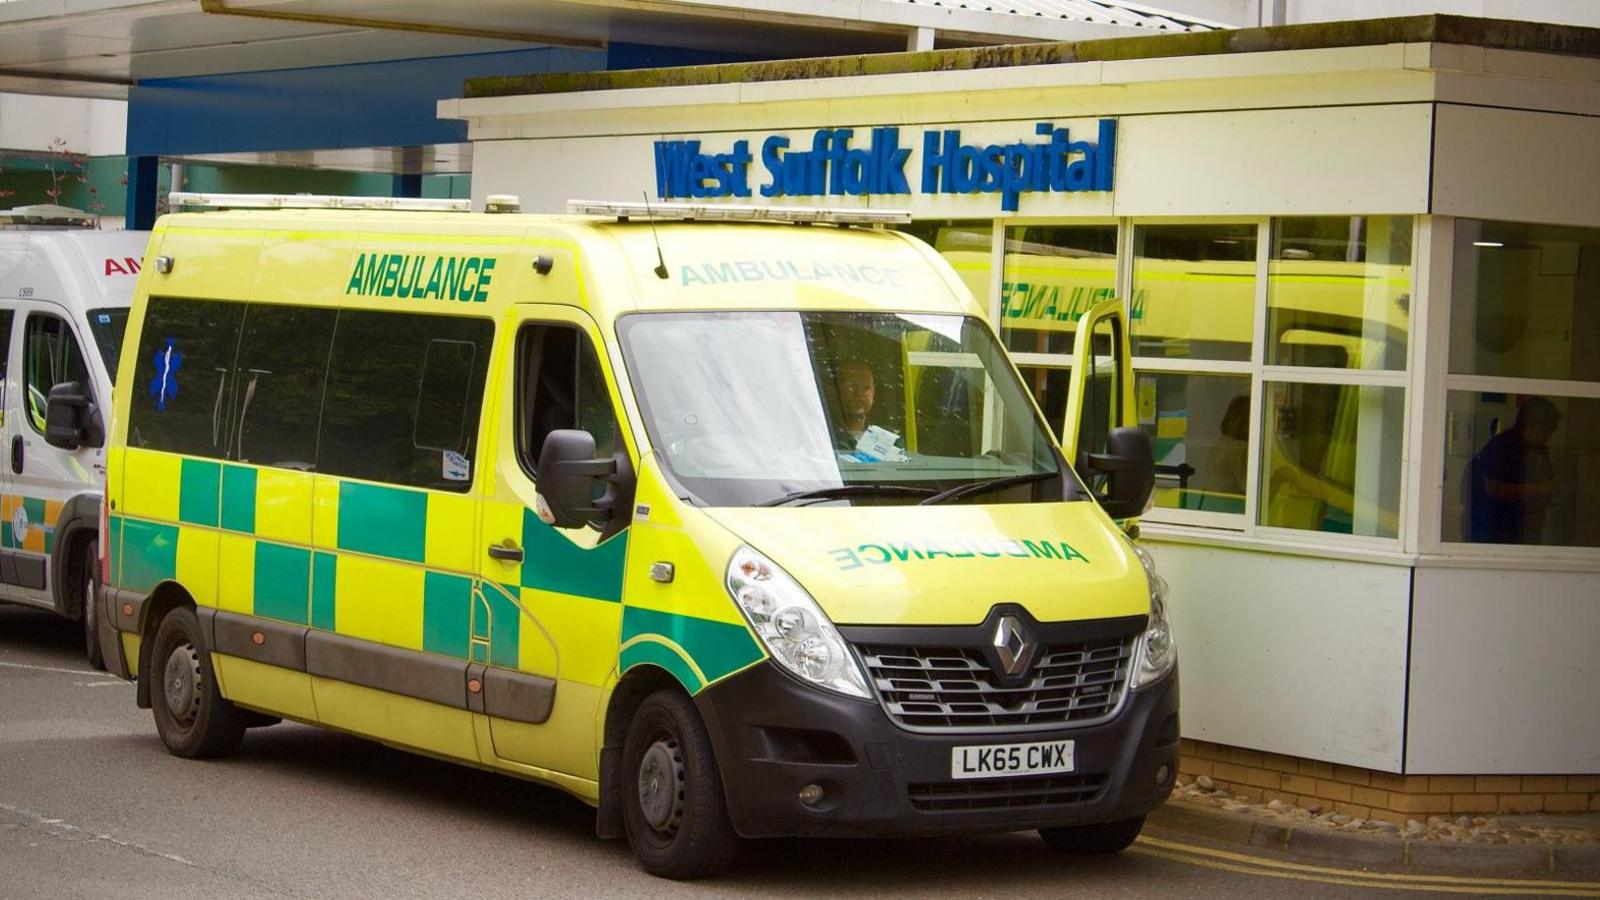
top-left (651, 0), bottom-right (1227, 35)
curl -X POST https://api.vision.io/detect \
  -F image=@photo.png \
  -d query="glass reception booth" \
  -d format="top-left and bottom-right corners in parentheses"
top-left (445, 16), bottom-right (1600, 816)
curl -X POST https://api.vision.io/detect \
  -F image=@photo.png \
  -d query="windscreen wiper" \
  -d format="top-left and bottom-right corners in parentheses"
top-left (918, 472), bottom-right (1056, 506)
top-left (757, 484), bottom-right (937, 508)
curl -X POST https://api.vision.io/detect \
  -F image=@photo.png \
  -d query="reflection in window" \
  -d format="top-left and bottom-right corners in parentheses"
top-left (1000, 225), bottom-right (1117, 356)
top-left (1137, 373), bottom-right (1251, 515)
top-left (1443, 393), bottom-right (1598, 548)
top-left (318, 311), bottom-right (492, 492)
top-left (1017, 366), bottom-right (1071, 438)
top-left (127, 298), bottom-right (246, 459)
top-left (1450, 221), bottom-right (1600, 383)
top-left (895, 219), bottom-right (993, 304)
top-left (1132, 224), bottom-right (1257, 362)
top-left (230, 305), bottom-right (336, 469)
top-left (1260, 382), bottom-right (1402, 538)
top-left (1268, 217), bottom-right (1412, 370)
top-left (517, 324), bottom-right (620, 475)
top-left (24, 314), bottom-right (91, 434)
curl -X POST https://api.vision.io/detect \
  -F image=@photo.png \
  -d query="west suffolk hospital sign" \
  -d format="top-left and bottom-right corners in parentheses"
top-left (653, 120), bottom-right (1115, 212)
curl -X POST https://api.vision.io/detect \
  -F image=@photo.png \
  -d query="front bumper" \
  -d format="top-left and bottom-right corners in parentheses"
top-left (694, 660), bottom-right (1179, 839)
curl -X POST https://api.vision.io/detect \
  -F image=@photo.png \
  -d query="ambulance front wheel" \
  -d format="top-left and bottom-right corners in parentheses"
top-left (620, 688), bottom-right (740, 879)
top-left (1038, 814), bottom-right (1146, 854)
top-left (149, 606), bottom-right (246, 759)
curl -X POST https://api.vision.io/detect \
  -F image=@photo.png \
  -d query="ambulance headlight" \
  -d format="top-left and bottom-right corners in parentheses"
top-left (727, 546), bottom-right (870, 699)
top-left (1129, 543), bottom-right (1176, 690)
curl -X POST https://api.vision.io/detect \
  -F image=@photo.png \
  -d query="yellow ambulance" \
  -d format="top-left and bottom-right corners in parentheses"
top-left (86, 194), bottom-right (1176, 878)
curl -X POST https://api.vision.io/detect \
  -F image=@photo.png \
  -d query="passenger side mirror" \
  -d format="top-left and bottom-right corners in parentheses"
top-left (1086, 426), bottom-right (1154, 520)
top-left (536, 428), bottom-right (635, 532)
top-left (44, 382), bottom-right (103, 451)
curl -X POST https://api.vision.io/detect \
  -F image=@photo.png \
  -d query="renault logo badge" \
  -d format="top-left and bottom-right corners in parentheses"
top-left (993, 615), bottom-right (1033, 677)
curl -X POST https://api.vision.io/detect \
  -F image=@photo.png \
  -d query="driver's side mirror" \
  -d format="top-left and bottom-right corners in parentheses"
top-left (535, 428), bottom-right (635, 534)
top-left (45, 382), bottom-right (103, 451)
top-left (1086, 426), bottom-right (1154, 520)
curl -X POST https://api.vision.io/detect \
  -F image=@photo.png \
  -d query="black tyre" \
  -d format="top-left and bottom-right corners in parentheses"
top-left (78, 540), bottom-right (105, 671)
top-left (620, 688), bottom-right (740, 879)
top-left (149, 606), bottom-right (245, 758)
top-left (1038, 815), bottom-right (1146, 854)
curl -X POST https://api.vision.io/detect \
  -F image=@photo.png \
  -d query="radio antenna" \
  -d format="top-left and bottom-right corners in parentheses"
top-left (641, 191), bottom-right (669, 280)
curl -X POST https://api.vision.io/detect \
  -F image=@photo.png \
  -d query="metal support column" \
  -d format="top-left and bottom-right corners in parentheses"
top-left (125, 156), bottom-right (159, 230)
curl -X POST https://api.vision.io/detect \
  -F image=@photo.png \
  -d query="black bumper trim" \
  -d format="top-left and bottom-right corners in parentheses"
top-left (695, 659), bottom-right (1179, 839)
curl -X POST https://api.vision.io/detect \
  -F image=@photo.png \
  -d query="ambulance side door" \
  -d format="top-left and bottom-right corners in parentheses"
top-left (0, 303), bottom-right (20, 602)
top-left (3, 301), bottom-right (97, 608)
top-left (1060, 299), bottom-right (1147, 514)
top-left (475, 304), bottom-right (632, 779)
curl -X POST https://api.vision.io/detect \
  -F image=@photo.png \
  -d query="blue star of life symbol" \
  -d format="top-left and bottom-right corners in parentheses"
top-left (148, 337), bottom-right (183, 412)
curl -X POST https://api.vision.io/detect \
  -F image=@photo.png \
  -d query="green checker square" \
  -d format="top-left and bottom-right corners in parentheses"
top-left (253, 542), bottom-right (310, 625)
top-left (178, 459), bottom-right (221, 527)
top-left (487, 588), bottom-right (520, 668)
top-left (1, 520), bottom-right (11, 549)
top-left (422, 571), bottom-right (472, 659)
top-left (311, 551), bottom-right (337, 631)
top-left (337, 481), bottom-right (426, 563)
top-left (220, 465), bottom-right (257, 533)
top-left (120, 519), bottom-right (178, 593)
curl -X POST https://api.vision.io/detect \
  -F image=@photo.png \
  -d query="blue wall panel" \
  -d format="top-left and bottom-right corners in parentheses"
top-left (127, 47), bottom-right (604, 157)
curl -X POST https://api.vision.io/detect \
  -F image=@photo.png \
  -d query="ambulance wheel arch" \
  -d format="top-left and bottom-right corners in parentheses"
top-left (48, 493), bottom-right (100, 618)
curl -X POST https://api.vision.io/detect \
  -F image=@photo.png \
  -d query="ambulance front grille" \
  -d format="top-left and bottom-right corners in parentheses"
top-left (855, 637), bottom-right (1135, 732)
top-left (907, 773), bottom-right (1107, 812)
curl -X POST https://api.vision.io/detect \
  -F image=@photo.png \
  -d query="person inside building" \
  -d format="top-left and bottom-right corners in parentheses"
top-left (1466, 396), bottom-right (1562, 544)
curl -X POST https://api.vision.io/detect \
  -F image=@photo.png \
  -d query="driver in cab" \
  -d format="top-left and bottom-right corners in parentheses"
top-left (833, 359), bottom-right (905, 462)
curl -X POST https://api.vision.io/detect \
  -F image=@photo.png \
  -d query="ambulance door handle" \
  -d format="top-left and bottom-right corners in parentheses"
top-left (488, 542), bottom-right (523, 564)
top-left (10, 435), bottom-right (21, 474)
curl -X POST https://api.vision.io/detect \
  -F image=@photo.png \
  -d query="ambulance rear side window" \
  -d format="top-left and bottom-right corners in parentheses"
top-left (127, 298), bottom-right (246, 458)
top-left (317, 311), bottom-right (492, 491)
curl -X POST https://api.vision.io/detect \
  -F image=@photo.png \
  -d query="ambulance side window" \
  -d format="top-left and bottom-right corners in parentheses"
top-left (228, 305), bottom-right (337, 470)
top-left (516, 323), bottom-right (619, 477)
top-left (317, 311), bottom-right (493, 491)
top-left (126, 298), bottom-right (246, 458)
top-left (0, 309), bottom-right (12, 411)
top-left (23, 313), bottom-right (91, 435)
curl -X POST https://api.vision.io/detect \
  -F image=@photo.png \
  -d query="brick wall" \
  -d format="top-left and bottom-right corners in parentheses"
top-left (1179, 739), bottom-right (1600, 826)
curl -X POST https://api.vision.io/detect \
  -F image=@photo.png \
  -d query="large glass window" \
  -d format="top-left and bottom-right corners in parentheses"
top-left (128, 298), bottom-right (245, 459)
top-left (516, 324), bottom-right (621, 476)
top-left (1000, 224), bottom-right (1117, 356)
top-left (87, 308), bottom-right (130, 382)
top-left (1442, 218), bottom-right (1600, 549)
top-left (896, 219), bottom-right (993, 305)
top-left (229, 305), bottom-right (337, 469)
top-left (1260, 382), bottom-right (1403, 538)
top-left (318, 312), bottom-right (493, 491)
top-left (24, 314), bottom-right (91, 434)
top-left (1268, 217), bottom-right (1412, 371)
top-left (618, 311), bottom-right (1069, 508)
top-left (1442, 393), bottom-right (1598, 548)
top-left (1138, 373), bottom-right (1252, 515)
top-left (1132, 223), bottom-right (1257, 362)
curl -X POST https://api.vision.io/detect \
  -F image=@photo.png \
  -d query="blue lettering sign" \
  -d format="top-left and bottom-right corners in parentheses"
top-left (656, 120), bottom-right (1113, 210)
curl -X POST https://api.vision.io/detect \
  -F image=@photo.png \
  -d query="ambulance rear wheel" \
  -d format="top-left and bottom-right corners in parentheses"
top-left (621, 688), bottom-right (739, 879)
top-left (1038, 815), bottom-right (1146, 854)
top-left (149, 606), bottom-right (245, 759)
top-left (78, 540), bottom-right (105, 671)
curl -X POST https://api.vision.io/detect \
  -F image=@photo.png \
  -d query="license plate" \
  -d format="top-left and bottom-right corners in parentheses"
top-left (950, 740), bottom-right (1075, 780)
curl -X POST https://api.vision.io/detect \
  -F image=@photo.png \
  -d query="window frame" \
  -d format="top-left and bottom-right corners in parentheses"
top-left (22, 310), bottom-right (92, 438)
top-left (513, 319), bottom-right (626, 485)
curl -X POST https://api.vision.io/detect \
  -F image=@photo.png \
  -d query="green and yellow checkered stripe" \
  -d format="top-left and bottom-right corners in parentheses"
top-left (111, 449), bottom-right (499, 666)
top-left (110, 446), bottom-right (762, 692)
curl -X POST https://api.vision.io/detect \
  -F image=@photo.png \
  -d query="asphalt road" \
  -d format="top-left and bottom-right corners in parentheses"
top-left (2, 604), bottom-right (1587, 899)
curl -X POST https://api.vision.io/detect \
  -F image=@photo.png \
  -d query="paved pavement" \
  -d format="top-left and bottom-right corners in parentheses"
top-left (4, 604), bottom-right (1595, 899)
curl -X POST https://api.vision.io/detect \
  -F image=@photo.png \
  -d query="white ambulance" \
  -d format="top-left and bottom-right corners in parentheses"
top-left (0, 205), bottom-right (147, 667)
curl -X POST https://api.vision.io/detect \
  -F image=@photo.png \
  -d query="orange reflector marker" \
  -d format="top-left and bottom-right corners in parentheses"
top-left (251, 632), bottom-right (265, 646)
top-left (121, 603), bottom-right (133, 617)
top-left (467, 679), bottom-right (482, 694)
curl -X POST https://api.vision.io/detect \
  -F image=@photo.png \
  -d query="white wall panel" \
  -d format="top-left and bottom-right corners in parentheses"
top-left (1113, 103), bottom-right (1433, 217)
top-left (1432, 103), bottom-right (1600, 230)
top-left (1407, 566), bottom-right (1600, 774)
top-left (1147, 541), bottom-right (1412, 771)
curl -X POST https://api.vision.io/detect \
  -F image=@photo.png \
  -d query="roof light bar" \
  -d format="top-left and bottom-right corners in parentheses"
top-left (168, 192), bottom-right (471, 213)
top-left (0, 204), bottom-right (96, 228)
top-left (567, 200), bottom-right (912, 226)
